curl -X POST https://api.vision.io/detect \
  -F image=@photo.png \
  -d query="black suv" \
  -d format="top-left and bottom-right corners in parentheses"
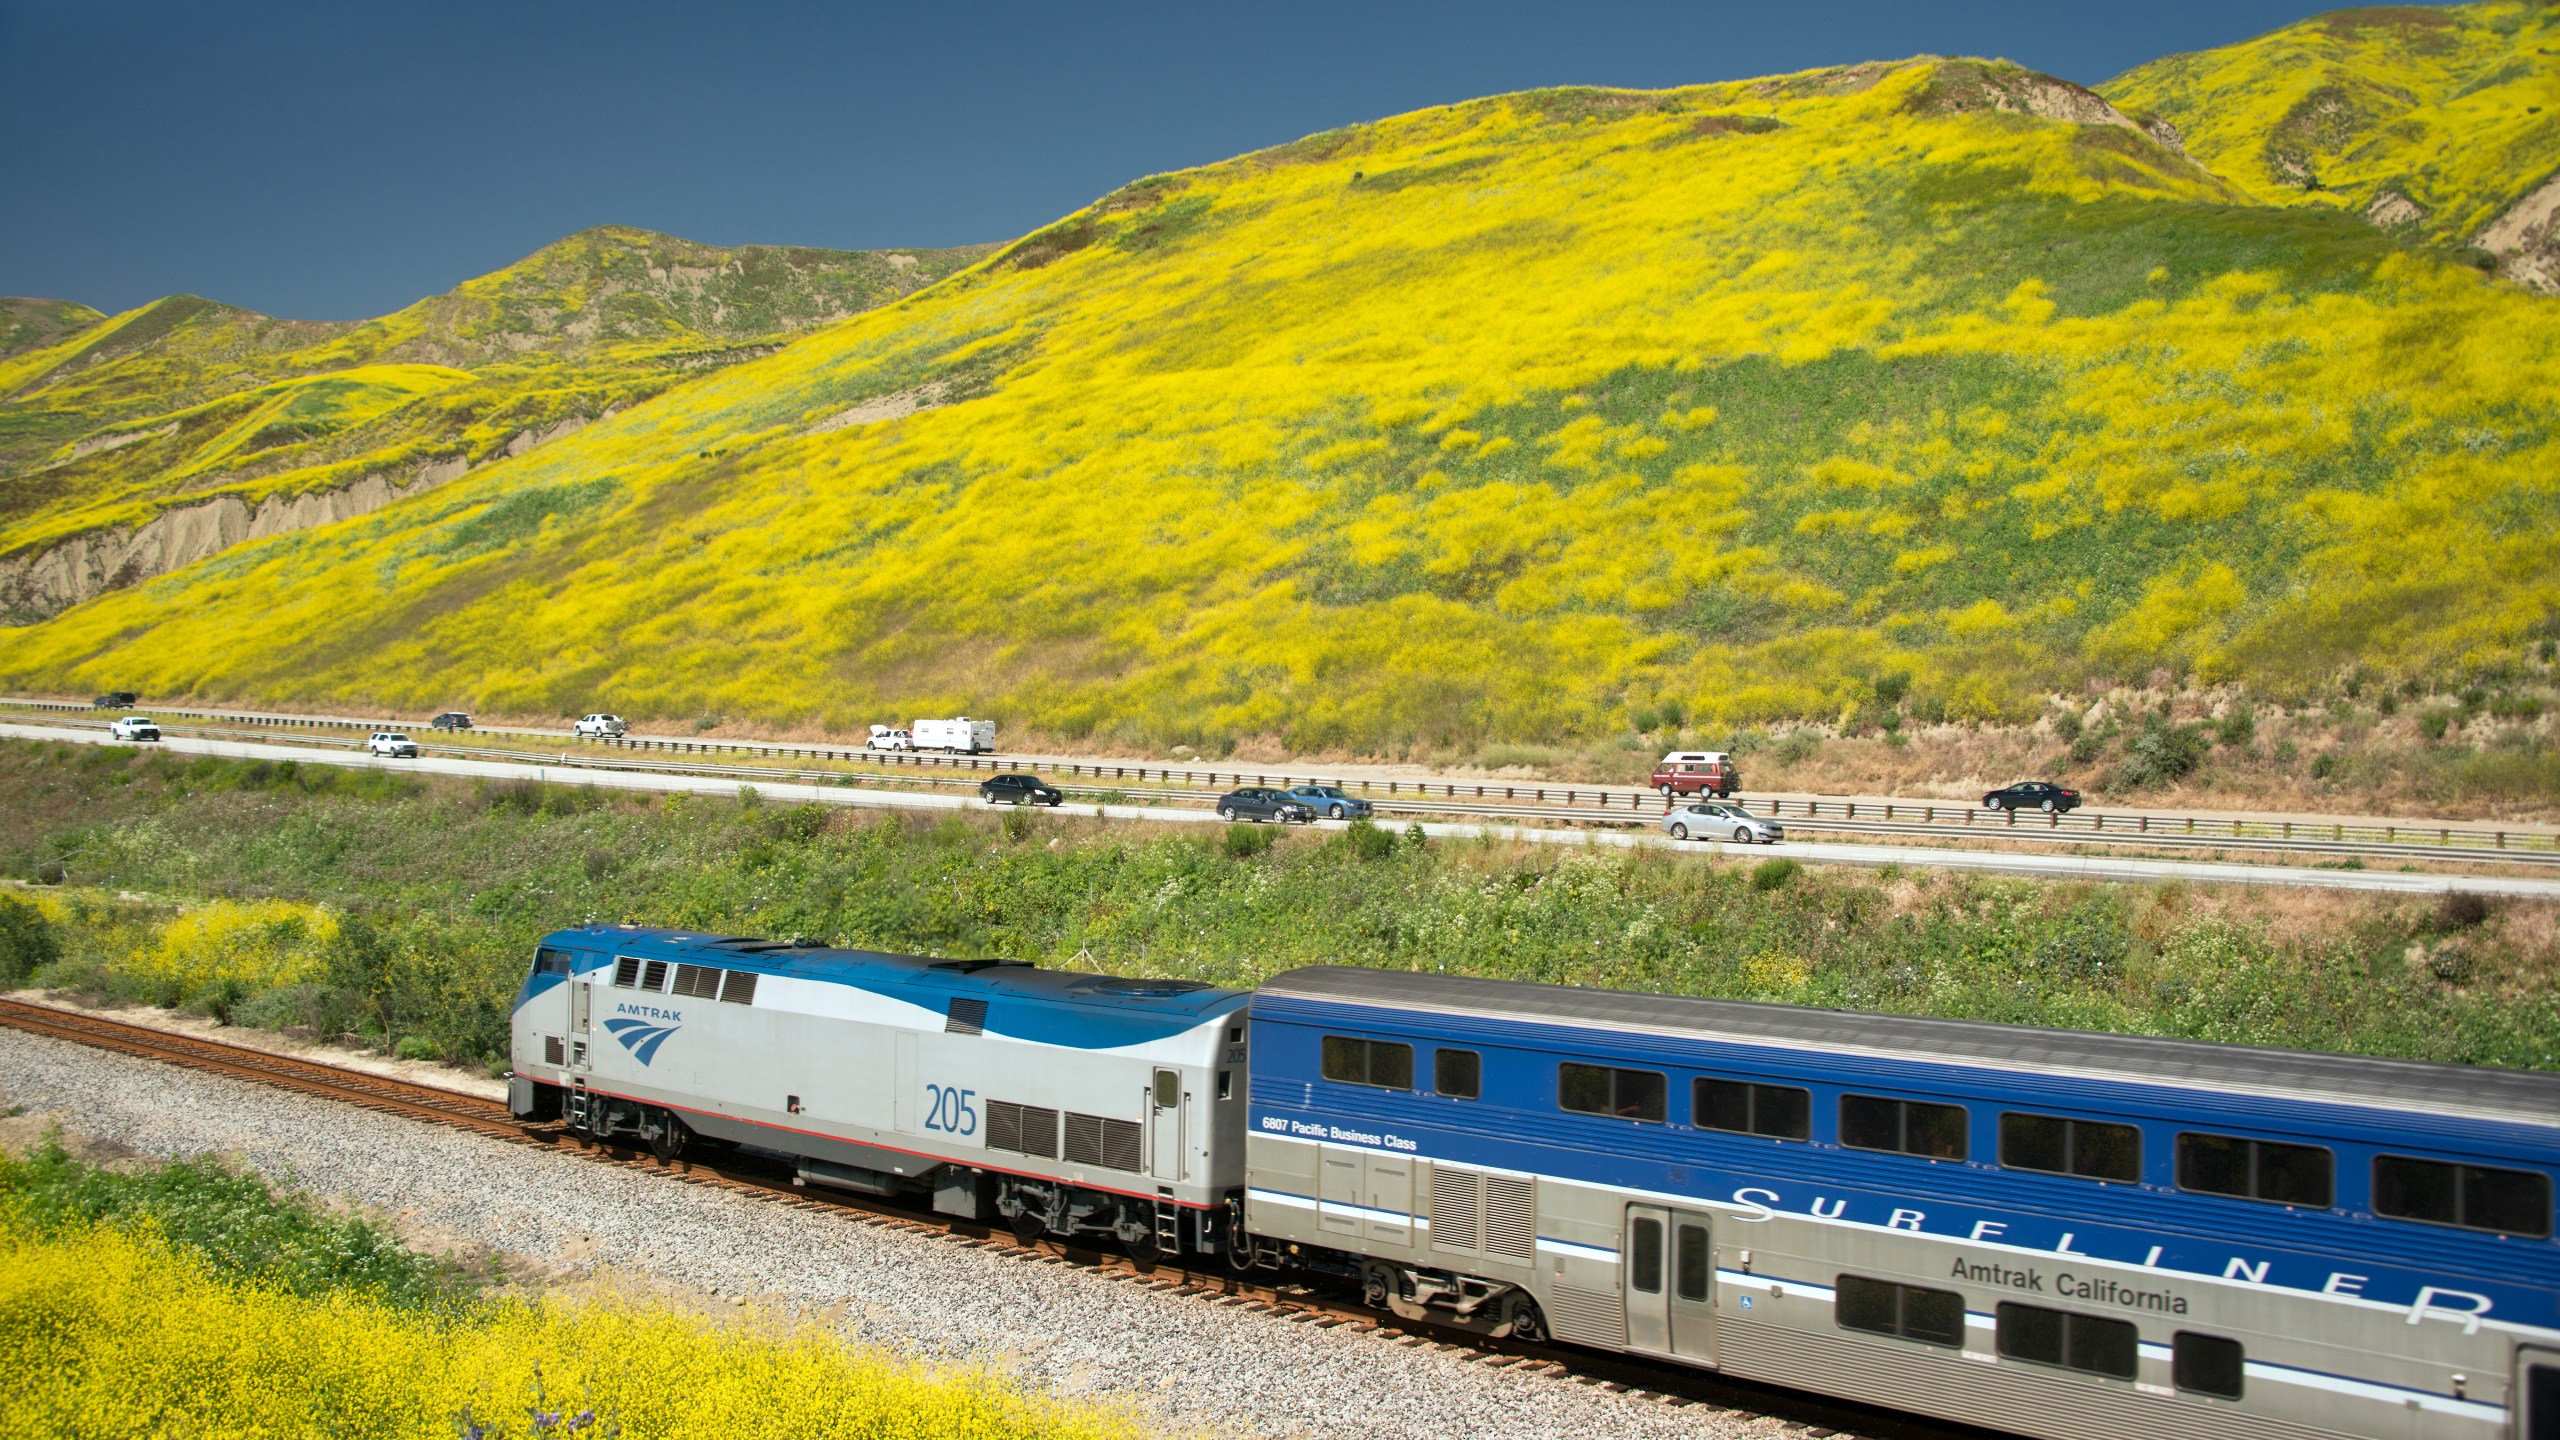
top-left (90, 691), bottom-right (138, 709)
top-left (430, 712), bottom-right (473, 731)
top-left (1984, 780), bottom-right (2081, 813)
top-left (1217, 787), bottom-right (1315, 824)
top-left (980, 773), bottom-right (1062, 806)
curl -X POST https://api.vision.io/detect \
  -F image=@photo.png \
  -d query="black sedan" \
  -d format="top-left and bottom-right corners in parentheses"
top-left (1984, 780), bottom-right (2081, 813)
top-left (430, 711), bottom-right (473, 731)
top-left (1216, 787), bottom-right (1315, 824)
top-left (980, 773), bottom-right (1063, 806)
top-left (90, 691), bottom-right (137, 709)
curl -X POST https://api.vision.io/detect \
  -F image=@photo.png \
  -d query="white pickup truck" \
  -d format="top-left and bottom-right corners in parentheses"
top-left (912, 717), bottom-right (995, 753)
top-left (866, 725), bottom-right (914, 751)
top-left (573, 714), bottom-right (627, 739)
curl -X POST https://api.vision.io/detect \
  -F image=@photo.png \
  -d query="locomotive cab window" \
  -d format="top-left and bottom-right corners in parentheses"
top-left (2176, 1132), bottom-right (2332, 1208)
top-left (2373, 1155), bottom-right (2552, 1238)
top-left (1321, 1036), bottom-right (1415, 1090)
top-left (534, 948), bottom-right (576, 977)
top-left (1841, 1094), bottom-right (1968, 1160)
top-left (1694, 1078), bottom-right (1811, 1140)
top-left (1434, 1048), bottom-right (1481, 1100)
top-left (2001, 1113), bottom-right (2140, 1182)
top-left (1559, 1063), bottom-right (1667, 1123)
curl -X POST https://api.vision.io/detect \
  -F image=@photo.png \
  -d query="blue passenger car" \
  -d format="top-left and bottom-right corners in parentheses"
top-left (1244, 966), bottom-right (2560, 1440)
top-left (510, 925), bottom-right (1250, 1253)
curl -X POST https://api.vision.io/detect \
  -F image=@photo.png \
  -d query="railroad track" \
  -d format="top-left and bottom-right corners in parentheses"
top-left (0, 996), bottom-right (1995, 1440)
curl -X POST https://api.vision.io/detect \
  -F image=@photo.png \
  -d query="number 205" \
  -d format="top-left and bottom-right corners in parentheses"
top-left (924, 1083), bottom-right (977, 1135)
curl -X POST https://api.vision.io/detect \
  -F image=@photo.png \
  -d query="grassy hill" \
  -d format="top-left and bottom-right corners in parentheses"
top-left (0, 229), bottom-right (994, 618)
top-left (1, 25), bottom-right (2556, 754)
top-left (2102, 2), bottom-right (2560, 275)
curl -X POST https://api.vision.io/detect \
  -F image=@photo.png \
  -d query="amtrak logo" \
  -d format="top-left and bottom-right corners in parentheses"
top-left (604, 1013), bottom-right (681, 1064)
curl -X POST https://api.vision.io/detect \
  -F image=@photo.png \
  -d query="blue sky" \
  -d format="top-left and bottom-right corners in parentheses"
top-left (2, 1), bottom-right (2366, 321)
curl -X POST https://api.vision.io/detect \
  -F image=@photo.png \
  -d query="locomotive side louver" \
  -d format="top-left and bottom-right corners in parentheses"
top-left (1430, 1166), bottom-right (1481, 1252)
top-left (1063, 1112), bottom-right (1144, 1171)
top-left (1483, 1175), bottom-right (1536, 1261)
top-left (946, 997), bottom-right (989, 1035)
top-left (986, 1099), bottom-right (1059, 1159)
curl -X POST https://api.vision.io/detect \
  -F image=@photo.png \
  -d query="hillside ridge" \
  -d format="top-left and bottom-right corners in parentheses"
top-left (0, 41), bottom-right (2554, 756)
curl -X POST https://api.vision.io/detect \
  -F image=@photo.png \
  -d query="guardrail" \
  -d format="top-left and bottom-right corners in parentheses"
top-left (10, 697), bottom-right (2554, 861)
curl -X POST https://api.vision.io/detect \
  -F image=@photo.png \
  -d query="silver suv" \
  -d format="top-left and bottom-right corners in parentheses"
top-left (573, 713), bottom-right (627, 739)
top-left (1660, 800), bottom-right (1783, 845)
top-left (367, 731), bottom-right (419, 758)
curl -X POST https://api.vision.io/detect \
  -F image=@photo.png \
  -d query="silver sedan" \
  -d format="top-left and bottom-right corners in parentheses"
top-left (1660, 800), bottom-right (1783, 845)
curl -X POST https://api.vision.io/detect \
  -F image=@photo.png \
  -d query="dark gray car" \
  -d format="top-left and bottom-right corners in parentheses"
top-left (1217, 787), bottom-right (1314, 824)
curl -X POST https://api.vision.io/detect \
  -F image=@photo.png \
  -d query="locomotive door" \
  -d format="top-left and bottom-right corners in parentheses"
top-left (2519, 1346), bottom-right (2560, 1440)
top-left (1150, 1069), bottom-right (1184, 1180)
top-left (1623, 1204), bottom-right (1717, 1366)
top-left (568, 976), bottom-right (592, 1073)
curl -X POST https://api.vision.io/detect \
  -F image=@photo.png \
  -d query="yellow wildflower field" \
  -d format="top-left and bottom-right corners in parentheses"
top-left (0, 1218), bottom-right (1138, 1440)
top-left (4, 35), bottom-right (2557, 752)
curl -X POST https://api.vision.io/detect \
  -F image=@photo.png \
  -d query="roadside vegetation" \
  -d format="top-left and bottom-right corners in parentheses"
top-left (1, 741), bottom-right (2551, 1076)
top-left (0, 1141), bottom-right (1135, 1439)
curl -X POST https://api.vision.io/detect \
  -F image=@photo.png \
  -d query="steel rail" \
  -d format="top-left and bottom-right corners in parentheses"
top-left (0, 997), bottom-right (1992, 1440)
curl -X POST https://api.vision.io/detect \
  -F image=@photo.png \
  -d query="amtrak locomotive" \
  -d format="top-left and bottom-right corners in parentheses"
top-left (511, 927), bottom-right (2560, 1440)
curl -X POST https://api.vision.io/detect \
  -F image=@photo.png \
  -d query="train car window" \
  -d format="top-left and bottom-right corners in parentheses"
top-left (1675, 1223), bottom-right (1710, 1302)
top-left (1835, 1275), bottom-right (1964, 1348)
top-left (1322, 1036), bottom-right (1416, 1090)
top-left (2177, 1133), bottom-right (2333, 1208)
top-left (2001, 1113), bottom-right (2141, 1182)
top-left (534, 948), bottom-right (576, 976)
top-left (2374, 1156), bottom-right (2553, 1238)
top-left (1694, 1078), bottom-right (1812, 1140)
top-left (1560, 1063), bottom-right (1667, 1122)
top-left (1629, 1218), bottom-right (1663, 1294)
top-left (1435, 1049), bottom-right (1481, 1100)
top-left (2172, 1332), bottom-right (2244, 1399)
top-left (1997, 1303), bottom-right (2136, 1379)
top-left (671, 964), bottom-right (723, 1000)
top-left (718, 970), bottom-right (758, 1005)
top-left (1841, 1095), bottom-right (1969, 1160)
top-left (1217, 1070), bottom-right (1233, 1101)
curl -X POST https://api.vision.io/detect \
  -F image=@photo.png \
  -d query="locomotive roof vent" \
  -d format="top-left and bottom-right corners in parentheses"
top-left (930, 958), bottom-right (1035, 974)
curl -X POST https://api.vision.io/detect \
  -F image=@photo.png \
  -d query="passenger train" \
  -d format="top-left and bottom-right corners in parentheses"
top-left (510, 925), bottom-right (2560, 1440)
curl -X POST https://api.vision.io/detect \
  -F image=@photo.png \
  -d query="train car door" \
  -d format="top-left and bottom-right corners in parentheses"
top-left (1624, 1204), bottom-right (1716, 1366)
top-left (893, 1032), bottom-right (919, 1133)
top-left (2519, 1346), bottom-right (2560, 1440)
top-left (1150, 1069), bottom-right (1184, 1180)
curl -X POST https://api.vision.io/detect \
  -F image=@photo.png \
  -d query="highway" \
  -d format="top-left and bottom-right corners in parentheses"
top-left (12, 722), bottom-right (2554, 901)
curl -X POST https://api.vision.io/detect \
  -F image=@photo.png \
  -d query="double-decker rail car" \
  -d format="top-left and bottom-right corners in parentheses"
top-left (509, 925), bottom-right (1250, 1254)
top-left (1245, 966), bottom-right (2560, 1440)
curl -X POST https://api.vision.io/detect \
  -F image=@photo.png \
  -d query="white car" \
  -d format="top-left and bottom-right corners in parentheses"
top-left (108, 716), bottom-right (161, 742)
top-left (866, 725), bottom-right (914, 751)
top-left (573, 713), bottom-right (627, 739)
top-left (1661, 800), bottom-right (1784, 845)
top-left (367, 731), bottom-right (419, 758)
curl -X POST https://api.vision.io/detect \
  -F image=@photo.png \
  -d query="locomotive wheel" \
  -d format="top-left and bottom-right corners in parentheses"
top-left (1361, 1261), bottom-right (1394, 1310)
top-left (1501, 1293), bottom-right (1548, 1344)
top-left (647, 1110), bottom-right (689, 1161)
top-left (1009, 1209), bottom-right (1047, 1245)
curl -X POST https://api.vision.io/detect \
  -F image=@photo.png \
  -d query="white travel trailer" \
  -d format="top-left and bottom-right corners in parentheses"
top-left (913, 717), bottom-right (996, 754)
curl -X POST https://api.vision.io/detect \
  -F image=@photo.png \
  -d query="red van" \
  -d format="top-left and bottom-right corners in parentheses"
top-left (1650, 751), bottom-right (1740, 798)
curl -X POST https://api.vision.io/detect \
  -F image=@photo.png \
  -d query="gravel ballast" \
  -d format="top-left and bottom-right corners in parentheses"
top-left (0, 1028), bottom-right (1808, 1439)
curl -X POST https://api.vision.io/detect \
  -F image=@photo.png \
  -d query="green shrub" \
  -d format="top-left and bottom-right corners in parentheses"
top-left (1339, 820), bottom-right (1396, 861)
top-left (1749, 857), bottom-right (1801, 892)
top-left (2419, 709), bottom-right (2452, 741)
top-left (1772, 732), bottom-right (1820, 766)
top-left (2052, 710), bottom-right (2084, 744)
top-left (2215, 705), bottom-right (2255, 747)
top-left (1222, 824), bottom-right (1277, 859)
top-left (2116, 719), bottom-right (2208, 790)
top-left (0, 893), bottom-right (59, 982)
